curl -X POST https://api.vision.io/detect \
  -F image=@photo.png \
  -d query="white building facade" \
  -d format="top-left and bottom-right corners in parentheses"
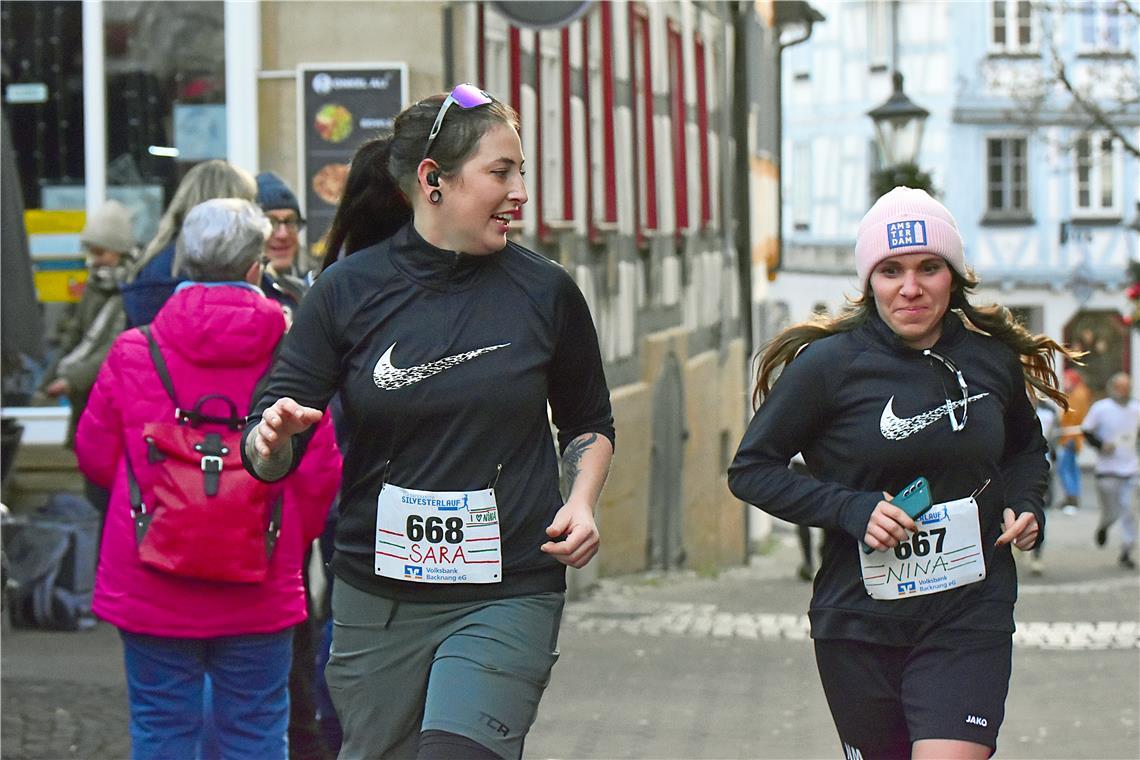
top-left (774, 0), bottom-right (1139, 392)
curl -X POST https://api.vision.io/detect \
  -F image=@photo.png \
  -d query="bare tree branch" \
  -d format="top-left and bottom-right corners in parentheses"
top-left (1046, 25), bottom-right (1140, 158)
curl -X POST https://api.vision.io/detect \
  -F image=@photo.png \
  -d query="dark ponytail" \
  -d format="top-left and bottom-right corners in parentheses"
top-left (322, 135), bottom-right (411, 271)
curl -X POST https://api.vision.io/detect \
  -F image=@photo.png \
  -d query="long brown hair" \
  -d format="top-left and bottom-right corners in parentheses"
top-left (752, 270), bottom-right (1081, 411)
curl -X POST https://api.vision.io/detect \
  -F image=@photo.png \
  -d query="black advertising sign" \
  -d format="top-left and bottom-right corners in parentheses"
top-left (298, 63), bottom-right (407, 258)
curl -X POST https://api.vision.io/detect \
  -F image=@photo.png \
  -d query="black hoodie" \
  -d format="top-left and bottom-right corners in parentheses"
top-left (728, 310), bottom-right (1047, 646)
top-left (244, 222), bottom-right (615, 603)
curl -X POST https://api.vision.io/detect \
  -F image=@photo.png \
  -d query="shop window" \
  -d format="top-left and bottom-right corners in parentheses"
top-left (102, 1), bottom-right (226, 230)
top-left (984, 136), bottom-right (1030, 220)
top-left (1, 1), bottom-right (86, 209)
top-left (1073, 132), bottom-right (1121, 218)
top-left (991, 0), bottom-right (1035, 53)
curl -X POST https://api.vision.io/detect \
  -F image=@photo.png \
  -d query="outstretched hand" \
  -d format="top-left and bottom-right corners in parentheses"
top-left (253, 397), bottom-right (322, 458)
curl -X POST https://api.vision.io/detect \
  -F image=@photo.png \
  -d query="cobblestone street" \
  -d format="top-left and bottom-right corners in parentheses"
top-left (3, 506), bottom-right (1138, 759)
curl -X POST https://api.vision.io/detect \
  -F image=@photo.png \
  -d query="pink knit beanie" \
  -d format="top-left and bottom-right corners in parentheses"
top-left (854, 187), bottom-right (966, 287)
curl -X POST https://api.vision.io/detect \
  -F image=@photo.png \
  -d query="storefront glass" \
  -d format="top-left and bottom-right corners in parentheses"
top-left (1, 0), bottom-right (226, 245)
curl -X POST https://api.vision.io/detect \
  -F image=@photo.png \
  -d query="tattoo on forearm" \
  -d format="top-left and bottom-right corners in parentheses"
top-left (560, 433), bottom-right (598, 497)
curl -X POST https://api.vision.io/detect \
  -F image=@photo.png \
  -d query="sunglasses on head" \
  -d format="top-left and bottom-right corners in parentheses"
top-left (421, 83), bottom-right (494, 163)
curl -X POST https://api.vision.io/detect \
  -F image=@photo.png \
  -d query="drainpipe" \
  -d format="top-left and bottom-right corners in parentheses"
top-left (442, 2), bottom-right (455, 88)
top-left (732, 1), bottom-right (753, 352)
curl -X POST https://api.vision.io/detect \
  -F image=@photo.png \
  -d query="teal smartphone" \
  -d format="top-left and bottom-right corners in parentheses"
top-left (862, 476), bottom-right (933, 554)
top-left (890, 476), bottom-right (933, 520)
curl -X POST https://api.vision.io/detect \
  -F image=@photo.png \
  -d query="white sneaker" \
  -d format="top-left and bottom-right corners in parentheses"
top-left (1062, 506), bottom-right (1078, 516)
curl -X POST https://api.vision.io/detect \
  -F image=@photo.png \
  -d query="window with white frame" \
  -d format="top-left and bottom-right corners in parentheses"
top-left (539, 29), bottom-right (564, 226)
top-left (1079, 0), bottom-right (1125, 52)
top-left (1073, 132), bottom-right (1121, 217)
top-left (629, 3), bottom-right (658, 238)
top-left (985, 136), bottom-right (1030, 218)
top-left (991, 0), bottom-right (1034, 53)
top-left (587, 2), bottom-right (617, 232)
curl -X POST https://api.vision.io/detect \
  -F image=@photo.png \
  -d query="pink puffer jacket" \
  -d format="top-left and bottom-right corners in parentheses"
top-left (76, 284), bottom-right (342, 638)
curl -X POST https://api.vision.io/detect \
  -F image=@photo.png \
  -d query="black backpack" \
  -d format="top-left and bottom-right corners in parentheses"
top-left (4, 492), bottom-right (100, 631)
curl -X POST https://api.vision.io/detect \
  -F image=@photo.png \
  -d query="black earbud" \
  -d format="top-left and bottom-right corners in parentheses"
top-left (426, 170), bottom-right (440, 187)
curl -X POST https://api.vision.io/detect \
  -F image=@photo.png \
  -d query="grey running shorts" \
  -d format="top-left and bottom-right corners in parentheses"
top-left (325, 581), bottom-right (564, 759)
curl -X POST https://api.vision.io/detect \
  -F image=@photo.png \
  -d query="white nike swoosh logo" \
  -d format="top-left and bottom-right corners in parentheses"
top-left (373, 341), bottom-right (510, 390)
top-left (880, 393), bottom-right (990, 440)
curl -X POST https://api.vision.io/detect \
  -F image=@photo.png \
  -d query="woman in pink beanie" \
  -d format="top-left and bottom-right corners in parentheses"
top-left (729, 187), bottom-right (1081, 759)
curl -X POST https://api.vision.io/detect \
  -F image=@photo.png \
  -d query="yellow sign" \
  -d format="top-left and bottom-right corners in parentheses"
top-left (25, 209), bottom-right (85, 235)
top-left (26, 209), bottom-right (87, 303)
top-left (34, 269), bottom-right (89, 303)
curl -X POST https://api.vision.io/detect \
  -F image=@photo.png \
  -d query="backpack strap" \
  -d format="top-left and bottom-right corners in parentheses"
top-left (139, 325), bottom-right (182, 420)
top-left (264, 494), bottom-right (285, 559)
top-left (122, 451), bottom-right (152, 544)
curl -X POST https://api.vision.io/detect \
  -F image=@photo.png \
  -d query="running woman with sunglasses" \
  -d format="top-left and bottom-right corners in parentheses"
top-left (241, 84), bottom-right (614, 760)
top-left (729, 187), bottom-right (1078, 759)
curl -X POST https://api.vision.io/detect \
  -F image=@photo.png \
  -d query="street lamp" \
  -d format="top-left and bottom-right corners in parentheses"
top-left (866, 0), bottom-right (932, 198)
top-left (868, 70), bottom-right (929, 167)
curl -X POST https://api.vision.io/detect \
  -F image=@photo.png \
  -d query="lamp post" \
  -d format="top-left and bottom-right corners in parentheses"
top-left (866, 0), bottom-right (931, 198)
top-left (868, 71), bottom-right (929, 167)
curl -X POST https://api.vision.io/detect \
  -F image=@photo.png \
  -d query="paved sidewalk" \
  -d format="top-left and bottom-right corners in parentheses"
top-left (2, 505), bottom-right (1137, 759)
top-left (526, 505), bottom-right (1140, 759)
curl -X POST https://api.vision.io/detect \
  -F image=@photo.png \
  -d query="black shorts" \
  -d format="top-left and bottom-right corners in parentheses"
top-left (814, 629), bottom-right (1012, 759)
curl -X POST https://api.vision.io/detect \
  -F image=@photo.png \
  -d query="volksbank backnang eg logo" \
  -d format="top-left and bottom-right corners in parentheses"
top-left (886, 220), bottom-right (927, 250)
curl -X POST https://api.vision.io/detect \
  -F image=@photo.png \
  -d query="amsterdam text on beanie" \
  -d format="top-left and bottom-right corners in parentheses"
top-left (854, 186), bottom-right (966, 287)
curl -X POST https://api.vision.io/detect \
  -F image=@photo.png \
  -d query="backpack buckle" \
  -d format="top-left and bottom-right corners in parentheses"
top-left (200, 454), bottom-right (224, 497)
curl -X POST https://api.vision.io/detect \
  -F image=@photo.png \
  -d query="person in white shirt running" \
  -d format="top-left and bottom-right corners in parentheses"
top-left (1081, 372), bottom-right (1140, 569)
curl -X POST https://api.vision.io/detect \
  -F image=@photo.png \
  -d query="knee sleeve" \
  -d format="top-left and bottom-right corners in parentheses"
top-left (417, 729), bottom-right (501, 760)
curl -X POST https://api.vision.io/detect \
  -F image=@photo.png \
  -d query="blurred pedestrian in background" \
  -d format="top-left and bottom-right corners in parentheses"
top-left (1056, 368), bottom-right (1091, 514)
top-left (243, 84), bottom-right (614, 759)
top-left (121, 159), bottom-right (257, 327)
top-left (1082, 371), bottom-right (1139, 570)
top-left (1031, 398), bottom-right (1060, 575)
top-left (39, 199), bottom-right (136, 512)
top-left (256, 172), bottom-right (310, 328)
top-left (729, 187), bottom-right (1076, 759)
top-left (76, 198), bottom-right (342, 759)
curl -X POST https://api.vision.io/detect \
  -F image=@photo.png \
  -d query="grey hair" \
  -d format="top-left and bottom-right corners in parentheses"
top-left (173, 198), bottom-right (271, 282)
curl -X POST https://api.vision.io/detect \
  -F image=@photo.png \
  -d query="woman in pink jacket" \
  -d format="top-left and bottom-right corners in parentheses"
top-left (76, 198), bottom-right (342, 760)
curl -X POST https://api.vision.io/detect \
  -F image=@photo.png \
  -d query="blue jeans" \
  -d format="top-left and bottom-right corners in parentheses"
top-left (119, 628), bottom-right (293, 760)
top-left (1058, 441), bottom-right (1081, 499)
